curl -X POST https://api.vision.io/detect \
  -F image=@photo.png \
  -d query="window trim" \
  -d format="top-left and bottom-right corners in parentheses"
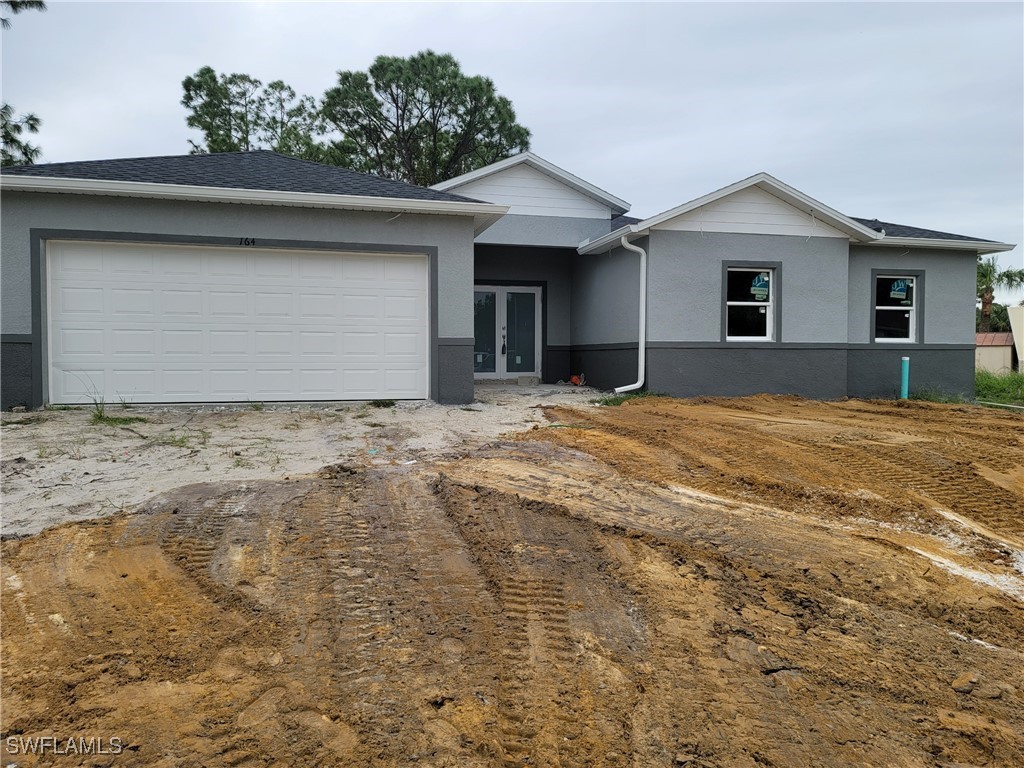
top-left (870, 269), bottom-right (924, 344)
top-left (721, 261), bottom-right (782, 342)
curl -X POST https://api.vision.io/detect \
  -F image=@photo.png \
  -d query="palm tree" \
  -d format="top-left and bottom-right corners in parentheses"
top-left (977, 256), bottom-right (1024, 332)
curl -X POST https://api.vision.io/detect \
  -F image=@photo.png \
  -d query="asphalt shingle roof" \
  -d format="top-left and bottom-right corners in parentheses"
top-left (1, 150), bottom-right (483, 204)
top-left (851, 217), bottom-right (994, 243)
top-left (610, 214), bottom-right (642, 230)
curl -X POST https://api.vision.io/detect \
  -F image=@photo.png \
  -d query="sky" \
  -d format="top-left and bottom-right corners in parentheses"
top-left (3, 1), bottom-right (1023, 302)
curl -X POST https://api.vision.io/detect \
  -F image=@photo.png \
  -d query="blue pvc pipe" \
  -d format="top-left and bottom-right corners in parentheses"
top-left (900, 356), bottom-right (910, 399)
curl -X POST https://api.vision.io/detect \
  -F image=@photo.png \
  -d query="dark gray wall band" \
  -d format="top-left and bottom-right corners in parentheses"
top-left (847, 347), bottom-right (973, 399)
top-left (436, 341), bottom-right (475, 404)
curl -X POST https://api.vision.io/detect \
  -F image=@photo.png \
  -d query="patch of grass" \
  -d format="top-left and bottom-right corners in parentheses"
top-left (908, 389), bottom-right (969, 404)
top-left (248, 401), bottom-right (266, 411)
top-left (369, 399), bottom-right (396, 409)
top-left (90, 396), bottom-right (147, 425)
top-left (592, 391), bottom-right (664, 407)
top-left (43, 404), bottom-right (81, 411)
top-left (975, 369), bottom-right (1024, 406)
top-left (90, 411), bottom-right (147, 430)
top-left (153, 433), bottom-right (191, 448)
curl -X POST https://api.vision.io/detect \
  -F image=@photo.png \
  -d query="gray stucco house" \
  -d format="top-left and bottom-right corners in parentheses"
top-left (0, 150), bottom-right (1014, 408)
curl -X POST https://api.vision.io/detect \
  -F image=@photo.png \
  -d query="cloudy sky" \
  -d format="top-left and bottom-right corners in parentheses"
top-left (4, 1), bottom-right (1022, 299)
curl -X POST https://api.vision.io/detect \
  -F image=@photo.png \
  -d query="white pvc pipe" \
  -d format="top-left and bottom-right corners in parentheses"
top-left (614, 235), bottom-right (648, 394)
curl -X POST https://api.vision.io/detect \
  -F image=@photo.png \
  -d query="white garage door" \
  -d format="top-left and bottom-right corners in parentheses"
top-left (47, 240), bottom-right (429, 404)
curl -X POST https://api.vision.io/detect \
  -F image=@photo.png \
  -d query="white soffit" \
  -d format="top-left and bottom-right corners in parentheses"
top-left (432, 152), bottom-right (630, 216)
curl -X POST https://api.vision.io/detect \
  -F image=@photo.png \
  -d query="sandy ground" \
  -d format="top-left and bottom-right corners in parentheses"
top-left (0, 383), bottom-right (598, 538)
top-left (2, 394), bottom-right (1023, 767)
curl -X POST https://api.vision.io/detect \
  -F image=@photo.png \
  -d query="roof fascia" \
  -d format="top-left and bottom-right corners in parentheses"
top-left (865, 236), bottom-right (1016, 255)
top-left (431, 152), bottom-right (631, 216)
top-left (0, 175), bottom-right (509, 236)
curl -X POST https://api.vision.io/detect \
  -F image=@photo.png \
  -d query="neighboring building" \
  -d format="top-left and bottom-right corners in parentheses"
top-left (1, 151), bottom-right (1016, 408)
top-left (975, 333), bottom-right (1016, 374)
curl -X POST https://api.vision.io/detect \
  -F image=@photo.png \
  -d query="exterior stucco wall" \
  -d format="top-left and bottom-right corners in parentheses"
top-left (570, 240), bottom-right (644, 346)
top-left (848, 246), bottom-right (977, 345)
top-left (475, 214), bottom-right (611, 249)
top-left (1, 191), bottom-right (479, 405)
top-left (646, 230), bottom-right (849, 343)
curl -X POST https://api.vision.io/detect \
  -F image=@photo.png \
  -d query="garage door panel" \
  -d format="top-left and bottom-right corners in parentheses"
top-left (254, 292), bottom-right (293, 318)
top-left (162, 290), bottom-right (203, 316)
top-left (111, 289), bottom-right (155, 315)
top-left (110, 369), bottom-right (157, 396)
top-left (162, 330), bottom-right (204, 356)
top-left (48, 241), bottom-right (428, 403)
top-left (60, 287), bottom-right (104, 314)
top-left (110, 329), bottom-right (156, 356)
top-left (164, 370), bottom-right (204, 396)
top-left (210, 291), bottom-right (248, 317)
top-left (298, 294), bottom-right (337, 319)
top-left (59, 329), bottom-right (105, 356)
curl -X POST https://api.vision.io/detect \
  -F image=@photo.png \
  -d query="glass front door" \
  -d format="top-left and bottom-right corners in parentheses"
top-left (474, 286), bottom-right (542, 379)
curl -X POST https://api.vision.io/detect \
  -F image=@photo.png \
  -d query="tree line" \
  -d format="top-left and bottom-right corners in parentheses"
top-left (181, 51), bottom-right (530, 186)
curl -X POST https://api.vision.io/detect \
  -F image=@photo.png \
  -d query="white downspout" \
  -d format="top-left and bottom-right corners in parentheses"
top-left (614, 235), bottom-right (648, 394)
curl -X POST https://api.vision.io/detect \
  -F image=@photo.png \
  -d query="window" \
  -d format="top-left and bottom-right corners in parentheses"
top-left (874, 275), bottom-right (916, 342)
top-left (726, 267), bottom-right (775, 340)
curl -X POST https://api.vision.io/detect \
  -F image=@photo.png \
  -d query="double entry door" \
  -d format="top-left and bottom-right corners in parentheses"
top-left (474, 285), bottom-right (542, 379)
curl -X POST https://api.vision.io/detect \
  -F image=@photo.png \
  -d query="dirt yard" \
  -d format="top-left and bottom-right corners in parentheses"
top-left (2, 394), bottom-right (1022, 767)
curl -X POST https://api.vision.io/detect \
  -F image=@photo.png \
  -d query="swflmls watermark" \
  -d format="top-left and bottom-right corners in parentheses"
top-left (5, 735), bottom-right (124, 756)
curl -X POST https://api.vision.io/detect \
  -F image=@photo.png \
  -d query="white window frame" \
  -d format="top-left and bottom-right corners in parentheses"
top-left (874, 274), bottom-right (917, 343)
top-left (726, 267), bottom-right (776, 341)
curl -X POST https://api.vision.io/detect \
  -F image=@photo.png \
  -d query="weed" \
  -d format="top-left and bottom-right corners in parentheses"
top-left (248, 401), bottom-right (266, 412)
top-left (154, 433), bottom-right (191, 449)
top-left (592, 391), bottom-right (664, 407)
top-left (91, 411), bottom-right (147, 427)
top-left (233, 456), bottom-right (253, 468)
top-left (908, 389), bottom-right (969, 404)
top-left (976, 369), bottom-right (1024, 406)
top-left (89, 397), bottom-right (146, 425)
top-left (43, 404), bottom-right (80, 411)
top-left (36, 446), bottom-right (53, 459)
top-left (369, 399), bottom-right (396, 409)
top-left (118, 396), bottom-right (133, 410)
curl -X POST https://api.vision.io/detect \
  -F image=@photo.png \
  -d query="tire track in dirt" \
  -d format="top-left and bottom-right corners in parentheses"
top-left (4, 396), bottom-right (1024, 767)
top-left (436, 479), bottom-right (642, 767)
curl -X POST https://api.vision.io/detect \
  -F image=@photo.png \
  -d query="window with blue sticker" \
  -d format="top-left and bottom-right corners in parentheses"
top-left (726, 268), bottom-right (774, 340)
top-left (875, 275), bottom-right (916, 341)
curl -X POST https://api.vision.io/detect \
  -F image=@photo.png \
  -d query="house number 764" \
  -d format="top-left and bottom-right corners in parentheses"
top-left (239, 237), bottom-right (257, 246)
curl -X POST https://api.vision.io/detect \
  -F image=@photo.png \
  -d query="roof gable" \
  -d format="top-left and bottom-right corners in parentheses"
top-left (432, 152), bottom-right (630, 216)
top-left (639, 173), bottom-right (879, 241)
top-left (653, 185), bottom-right (850, 239)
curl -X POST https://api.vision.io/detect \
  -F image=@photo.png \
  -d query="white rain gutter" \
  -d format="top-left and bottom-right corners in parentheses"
top-left (614, 235), bottom-right (648, 394)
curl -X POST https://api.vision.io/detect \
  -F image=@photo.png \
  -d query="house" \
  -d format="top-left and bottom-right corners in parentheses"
top-left (975, 332), bottom-right (1016, 374)
top-left (1, 150), bottom-right (1015, 409)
